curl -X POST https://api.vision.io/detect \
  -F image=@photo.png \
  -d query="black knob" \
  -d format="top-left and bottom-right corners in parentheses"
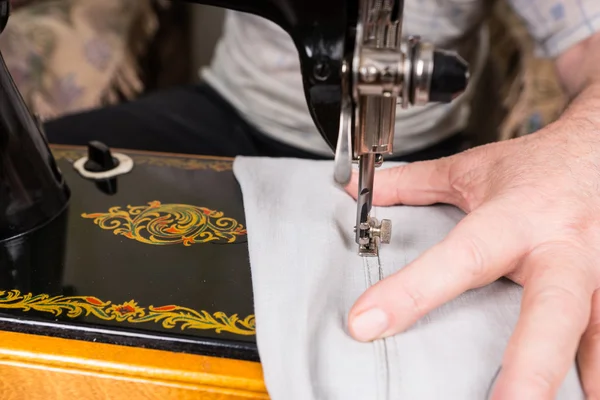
top-left (429, 50), bottom-right (469, 103)
top-left (0, 0), bottom-right (9, 34)
top-left (84, 141), bottom-right (119, 172)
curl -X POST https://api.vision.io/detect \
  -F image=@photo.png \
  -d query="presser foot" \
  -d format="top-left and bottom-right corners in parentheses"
top-left (355, 217), bottom-right (392, 257)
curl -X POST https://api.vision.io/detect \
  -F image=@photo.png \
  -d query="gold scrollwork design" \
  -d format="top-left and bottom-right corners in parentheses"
top-left (82, 201), bottom-right (247, 246)
top-left (0, 290), bottom-right (255, 336)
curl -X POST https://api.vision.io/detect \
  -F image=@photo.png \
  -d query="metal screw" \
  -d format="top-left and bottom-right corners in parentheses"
top-left (313, 60), bottom-right (331, 81)
top-left (371, 219), bottom-right (392, 244)
top-left (360, 65), bottom-right (379, 83)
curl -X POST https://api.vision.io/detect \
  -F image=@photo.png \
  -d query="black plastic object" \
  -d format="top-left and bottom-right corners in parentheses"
top-left (185, 0), bottom-right (357, 153)
top-left (0, 206), bottom-right (68, 295)
top-left (429, 50), bottom-right (470, 103)
top-left (0, 46), bottom-right (70, 241)
top-left (84, 141), bottom-right (119, 172)
top-left (0, 0), bottom-right (8, 34)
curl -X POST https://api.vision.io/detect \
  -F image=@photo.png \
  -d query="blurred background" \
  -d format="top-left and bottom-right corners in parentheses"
top-left (0, 0), bottom-right (568, 143)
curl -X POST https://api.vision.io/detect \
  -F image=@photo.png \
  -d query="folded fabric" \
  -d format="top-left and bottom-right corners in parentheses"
top-left (233, 156), bottom-right (584, 400)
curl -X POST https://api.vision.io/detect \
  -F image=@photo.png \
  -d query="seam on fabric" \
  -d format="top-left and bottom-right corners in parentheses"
top-left (393, 254), bottom-right (409, 379)
top-left (377, 248), bottom-right (406, 400)
top-left (362, 256), bottom-right (382, 400)
top-left (369, 208), bottom-right (392, 400)
top-left (366, 256), bottom-right (390, 400)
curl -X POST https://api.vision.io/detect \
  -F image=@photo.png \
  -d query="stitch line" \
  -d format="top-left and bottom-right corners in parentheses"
top-left (370, 208), bottom-right (392, 400)
top-left (363, 256), bottom-right (382, 400)
top-left (376, 252), bottom-right (395, 400)
top-left (389, 247), bottom-right (409, 399)
top-left (368, 256), bottom-right (391, 400)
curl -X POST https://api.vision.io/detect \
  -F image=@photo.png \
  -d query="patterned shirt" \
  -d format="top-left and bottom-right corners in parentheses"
top-left (202, 0), bottom-right (600, 157)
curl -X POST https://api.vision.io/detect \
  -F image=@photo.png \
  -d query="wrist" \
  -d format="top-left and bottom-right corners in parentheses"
top-left (559, 81), bottom-right (600, 128)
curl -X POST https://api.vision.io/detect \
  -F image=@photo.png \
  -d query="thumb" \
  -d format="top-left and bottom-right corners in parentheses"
top-left (345, 157), bottom-right (460, 207)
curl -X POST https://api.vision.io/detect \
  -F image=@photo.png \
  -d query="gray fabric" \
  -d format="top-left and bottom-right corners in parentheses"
top-left (233, 157), bottom-right (584, 400)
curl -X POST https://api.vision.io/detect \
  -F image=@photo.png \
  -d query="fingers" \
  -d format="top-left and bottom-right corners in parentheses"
top-left (348, 201), bottom-right (530, 342)
top-left (491, 245), bottom-right (594, 400)
top-left (344, 157), bottom-right (462, 207)
top-left (577, 290), bottom-right (600, 399)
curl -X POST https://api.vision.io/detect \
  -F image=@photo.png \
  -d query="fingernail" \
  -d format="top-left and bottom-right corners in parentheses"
top-left (351, 308), bottom-right (389, 341)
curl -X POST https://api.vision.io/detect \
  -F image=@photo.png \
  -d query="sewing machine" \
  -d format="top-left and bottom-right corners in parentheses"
top-left (195, 0), bottom-right (469, 256)
top-left (1, 0), bottom-right (468, 259)
top-left (0, 0), bottom-right (467, 398)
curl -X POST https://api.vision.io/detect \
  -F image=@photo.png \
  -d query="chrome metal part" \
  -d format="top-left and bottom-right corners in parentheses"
top-left (352, 0), bottom-right (403, 257)
top-left (356, 153), bottom-right (375, 248)
top-left (356, 216), bottom-right (393, 257)
top-left (412, 41), bottom-right (435, 105)
top-left (332, 0), bottom-right (469, 256)
top-left (333, 61), bottom-right (353, 185)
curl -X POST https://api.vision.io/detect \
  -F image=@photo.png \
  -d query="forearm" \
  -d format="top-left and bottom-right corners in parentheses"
top-left (555, 32), bottom-right (600, 126)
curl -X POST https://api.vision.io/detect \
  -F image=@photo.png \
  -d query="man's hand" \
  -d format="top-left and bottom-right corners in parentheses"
top-left (345, 115), bottom-right (600, 398)
top-left (344, 30), bottom-right (600, 398)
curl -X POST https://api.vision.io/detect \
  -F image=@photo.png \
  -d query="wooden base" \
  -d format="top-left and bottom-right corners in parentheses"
top-left (0, 331), bottom-right (269, 400)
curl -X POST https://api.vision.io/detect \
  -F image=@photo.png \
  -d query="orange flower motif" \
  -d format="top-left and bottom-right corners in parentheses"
top-left (182, 236), bottom-right (196, 246)
top-left (165, 226), bottom-right (180, 234)
top-left (85, 297), bottom-right (105, 306)
top-left (152, 305), bottom-right (177, 312)
top-left (108, 300), bottom-right (144, 321)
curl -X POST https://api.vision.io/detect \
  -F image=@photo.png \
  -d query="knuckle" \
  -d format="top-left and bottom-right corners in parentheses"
top-left (456, 234), bottom-right (489, 282)
top-left (532, 284), bottom-right (589, 326)
top-left (449, 169), bottom-right (482, 210)
top-left (373, 166), bottom-right (406, 205)
top-left (391, 167), bottom-right (407, 200)
top-left (524, 370), bottom-right (559, 396)
top-left (396, 278), bottom-right (426, 317)
top-left (534, 284), bottom-right (580, 304)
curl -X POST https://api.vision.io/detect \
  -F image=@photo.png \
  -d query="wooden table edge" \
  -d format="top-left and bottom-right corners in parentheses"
top-left (0, 331), bottom-right (268, 396)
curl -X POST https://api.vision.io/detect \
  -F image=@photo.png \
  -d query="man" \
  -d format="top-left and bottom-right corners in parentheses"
top-left (46, 1), bottom-right (600, 398)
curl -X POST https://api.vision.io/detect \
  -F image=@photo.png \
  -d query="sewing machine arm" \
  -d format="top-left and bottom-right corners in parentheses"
top-left (0, 0), bottom-right (469, 257)
top-left (188, 0), bottom-right (469, 257)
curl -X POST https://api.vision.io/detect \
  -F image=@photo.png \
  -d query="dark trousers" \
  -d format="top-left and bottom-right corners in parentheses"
top-left (44, 83), bottom-right (466, 162)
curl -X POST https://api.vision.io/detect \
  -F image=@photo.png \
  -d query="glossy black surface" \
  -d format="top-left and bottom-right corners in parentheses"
top-left (0, 207), bottom-right (68, 296)
top-left (185, 0), bottom-right (358, 152)
top-left (0, 0), bottom-right (8, 34)
top-left (429, 51), bottom-right (470, 103)
top-left (0, 147), bottom-right (258, 361)
top-left (0, 48), bottom-right (70, 241)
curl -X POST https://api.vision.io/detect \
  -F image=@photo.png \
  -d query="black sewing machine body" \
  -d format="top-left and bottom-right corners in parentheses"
top-left (0, 0), bottom-right (355, 243)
